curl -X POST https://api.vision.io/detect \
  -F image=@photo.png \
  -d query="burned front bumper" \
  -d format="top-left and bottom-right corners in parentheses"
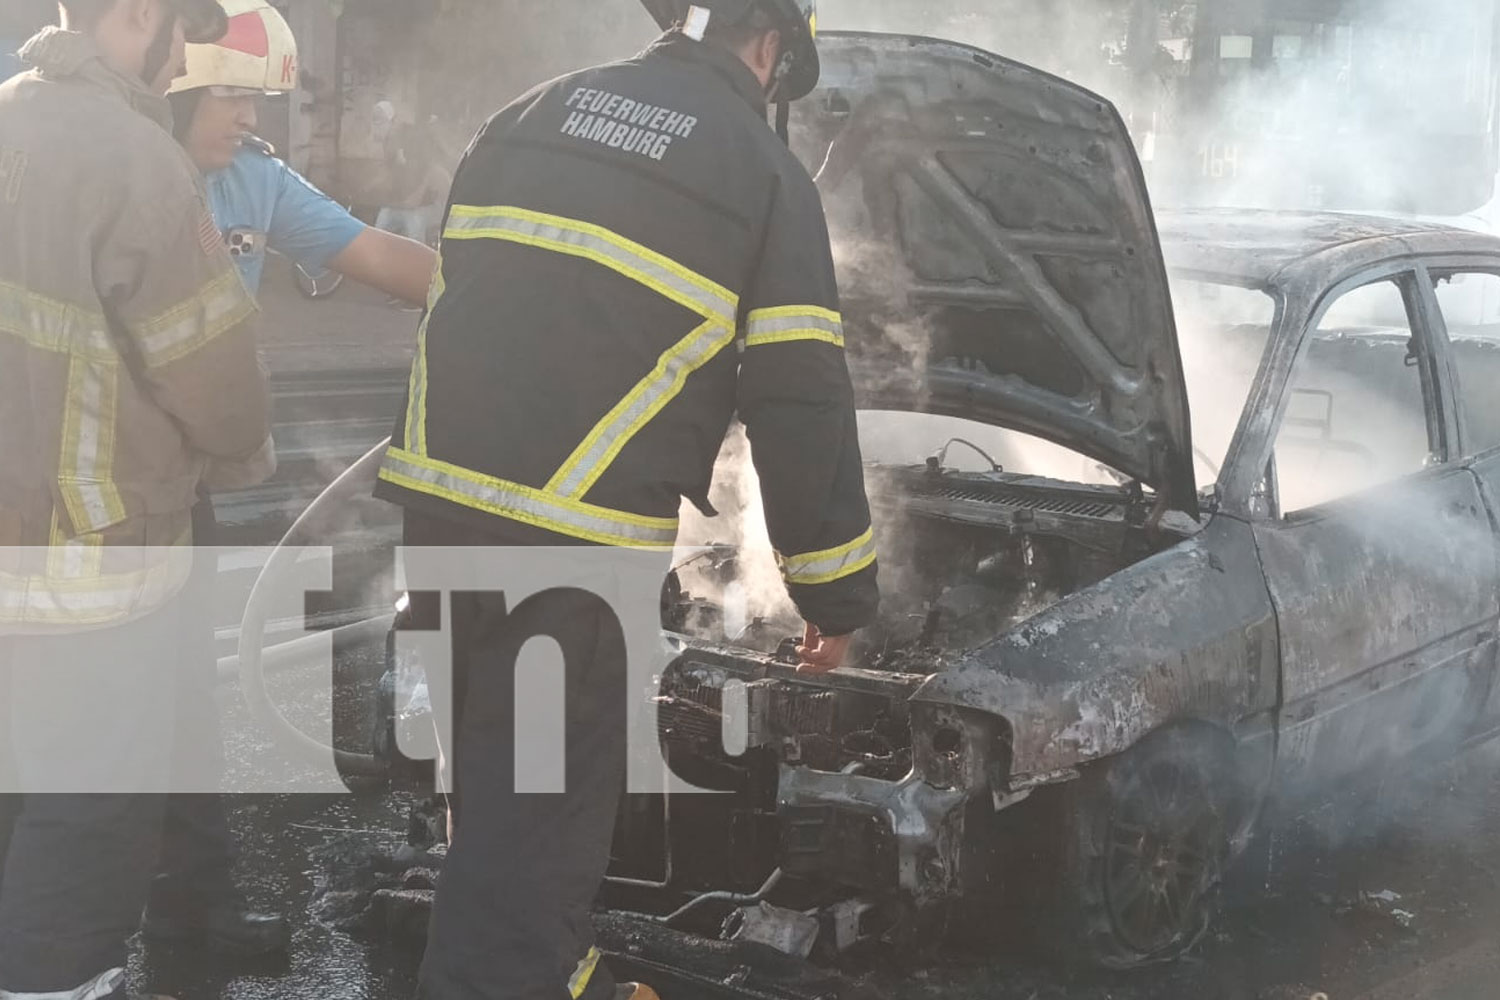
top-left (657, 642), bottom-right (1019, 910)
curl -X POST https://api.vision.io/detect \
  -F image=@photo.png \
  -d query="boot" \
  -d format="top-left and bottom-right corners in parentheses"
top-left (143, 893), bottom-right (291, 958)
top-left (614, 985), bottom-right (660, 1000)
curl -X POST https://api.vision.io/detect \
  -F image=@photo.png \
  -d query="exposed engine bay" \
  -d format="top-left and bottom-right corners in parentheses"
top-left (666, 463), bottom-right (1179, 673)
top-left (608, 462), bottom-right (1192, 951)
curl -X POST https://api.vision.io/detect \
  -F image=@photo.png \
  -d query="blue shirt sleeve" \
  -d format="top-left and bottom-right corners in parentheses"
top-left (266, 158), bottom-right (366, 273)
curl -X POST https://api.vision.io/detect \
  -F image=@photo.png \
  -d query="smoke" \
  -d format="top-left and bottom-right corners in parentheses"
top-left (675, 424), bottom-right (799, 634)
top-left (816, 0), bottom-right (1500, 220)
top-left (832, 237), bottom-right (934, 387)
top-left (819, 0), bottom-right (1131, 96)
top-left (1138, 0), bottom-right (1500, 217)
top-left (408, 3), bottom-right (657, 139)
top-left (1173, 277), bottom-right (1277, 486)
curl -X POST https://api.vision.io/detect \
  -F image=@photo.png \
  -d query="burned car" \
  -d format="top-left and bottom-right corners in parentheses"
top-left (600, 31), bottom-right (1500, 971)
top-left (357, 31), bottom-right (1500, 977)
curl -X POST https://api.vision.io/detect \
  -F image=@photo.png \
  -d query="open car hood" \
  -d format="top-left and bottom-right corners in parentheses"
top-left (799, 32), bottom-right (1197, 515)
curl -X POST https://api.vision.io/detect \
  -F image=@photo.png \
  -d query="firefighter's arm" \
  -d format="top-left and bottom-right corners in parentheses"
top-left (737, 172), bottom-right (879, 656)
top-left (99, 189), bottom-right (274, 478)
top-left (328, 227), bottom-right (438, 305)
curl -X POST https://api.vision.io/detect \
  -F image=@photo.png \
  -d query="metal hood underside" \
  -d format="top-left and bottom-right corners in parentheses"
top-left (798, 32), bottom-right (1197, 515)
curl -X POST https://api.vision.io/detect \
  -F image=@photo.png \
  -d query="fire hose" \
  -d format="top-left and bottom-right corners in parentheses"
top-left (229, 437), bottom-right (393, 777)
top-left (228, 438), bottom-right (805, 947)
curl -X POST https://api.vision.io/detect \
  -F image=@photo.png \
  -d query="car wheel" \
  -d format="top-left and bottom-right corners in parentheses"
top-left (1049, 726), bottom-right (1243, 969)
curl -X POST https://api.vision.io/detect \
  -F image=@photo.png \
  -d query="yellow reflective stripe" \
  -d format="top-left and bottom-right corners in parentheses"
top-left (548, 318), bottom-right (736, 498)
top-left (0, 281), bottom-right (114, 361)
top-left (444, 206), bottom-right (738, 324)
top-left (135, 269), bottom-right (257, 369)
top-left (405, 255), bottom-right (445, 456)
top-left (568, 947), bottom-right (601, 999)
top-left (380, 447), bottom-right (680, 549)
top-left (57, 357), bottom-right (127, 535)
top-left (779, 527), bottom-right (878, 586)
top-left (744, 305), bottom-right (845, 348)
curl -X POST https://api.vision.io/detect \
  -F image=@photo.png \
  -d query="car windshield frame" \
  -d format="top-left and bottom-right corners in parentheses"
top-left (1166, 268), bottom-right (1287, 509)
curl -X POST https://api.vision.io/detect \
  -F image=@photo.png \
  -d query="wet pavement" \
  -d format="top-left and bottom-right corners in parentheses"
top-left (127, 683), bottom-right (1500, 1000)
top-left (123, 279), bottom-right (1500, 1000)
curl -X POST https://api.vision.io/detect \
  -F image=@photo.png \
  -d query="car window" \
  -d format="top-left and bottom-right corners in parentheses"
top-left (1171, 278), bottom-right (1276, 487)
top-left (1273, 277), bottom-right (1436, 514)
top-left (1431, 270), bottom-right (1500, 457)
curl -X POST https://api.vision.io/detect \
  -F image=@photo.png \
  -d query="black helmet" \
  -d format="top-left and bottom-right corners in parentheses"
top-left (640, 0), bottom-right (820, 101)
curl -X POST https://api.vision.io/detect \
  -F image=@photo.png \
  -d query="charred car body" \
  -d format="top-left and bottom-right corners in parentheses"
top-left (379, 31), bottom-right (1500, 972)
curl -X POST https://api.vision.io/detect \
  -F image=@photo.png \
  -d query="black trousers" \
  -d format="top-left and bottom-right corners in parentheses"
top-left (151, 496), bottom-right (237, 914)
top-left (0, 599), bottom-right (185, 994)
top-left (0, 500), bottom-right (238, 994)
top-left (405, 511), bottom-right (628, 1000)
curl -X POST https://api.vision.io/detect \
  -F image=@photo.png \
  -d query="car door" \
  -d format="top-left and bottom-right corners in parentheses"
top-left (1253, 267), bottom-right (1500, 799)
top-left (1426, 260), bottom-right (1500, 735)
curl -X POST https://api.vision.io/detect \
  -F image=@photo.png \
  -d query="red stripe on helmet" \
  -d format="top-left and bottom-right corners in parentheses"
top-left (217, 11), bottom-right (270, 58)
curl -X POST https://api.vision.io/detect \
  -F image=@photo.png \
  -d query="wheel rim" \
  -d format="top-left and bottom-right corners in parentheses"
top-left (1102, 759), bottom-right (1225, 957)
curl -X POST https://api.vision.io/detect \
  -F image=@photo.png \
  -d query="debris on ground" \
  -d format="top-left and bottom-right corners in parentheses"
top-left (307, 838), bottom-right (442, 944)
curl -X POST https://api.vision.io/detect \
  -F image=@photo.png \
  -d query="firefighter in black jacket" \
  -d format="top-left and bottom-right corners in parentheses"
top-left (376, 2), bottom-right (877, 997)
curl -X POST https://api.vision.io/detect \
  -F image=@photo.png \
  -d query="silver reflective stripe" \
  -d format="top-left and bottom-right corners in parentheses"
top-left (136, 270), bottom-right (256, 369)
top-left (780, 528), bottom-right (878, 586)
top-left (0, 281), bottom-right (113, 360)
top-left (405, 257), bottom-right (446, 455)
top-left (380, 449), bottom-right (679, 548)
top-left (53, 538), bottom-right (96, 579)
top-left (0, 546), bottom-right (193, 628)
top-left (0, 965), bottom-right (124, 1000)
top-left (48, 512), bottom-right (102, 580)
top-left (744, 307), bottom-right (845, 348)
top-left (444, 207), bottom-right (738, 325)
top-left (549, 319), bottom-right (736, 498)
top-left (58, 357), bottom-right (126, 534)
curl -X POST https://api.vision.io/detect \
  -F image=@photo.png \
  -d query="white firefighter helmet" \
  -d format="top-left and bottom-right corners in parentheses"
top-left (169, 0), bottom-right (299, 96)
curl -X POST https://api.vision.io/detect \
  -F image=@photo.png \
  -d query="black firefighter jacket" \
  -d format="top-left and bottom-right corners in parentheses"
top-left (377, 31), bottom-right (879, 635)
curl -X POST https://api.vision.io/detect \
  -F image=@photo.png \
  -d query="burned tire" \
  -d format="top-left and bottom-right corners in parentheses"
top-left (1046, 726), bottom-right (1243, 970)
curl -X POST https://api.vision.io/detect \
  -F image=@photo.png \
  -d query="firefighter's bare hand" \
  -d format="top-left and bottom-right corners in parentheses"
top-left (797, 624), bottom-right (853, 674)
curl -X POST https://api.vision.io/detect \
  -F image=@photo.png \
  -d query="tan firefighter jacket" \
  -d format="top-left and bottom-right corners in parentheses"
top-left (0, 29), bottom-right (274, 633)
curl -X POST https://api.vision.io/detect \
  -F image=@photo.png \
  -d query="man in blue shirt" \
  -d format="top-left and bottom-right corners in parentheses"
top-left (138, 0), bottom-right (438, 962)
top-left (203, 131), bottom-right (366, 295)
top-left (167, 0), bottom-right (436, 302)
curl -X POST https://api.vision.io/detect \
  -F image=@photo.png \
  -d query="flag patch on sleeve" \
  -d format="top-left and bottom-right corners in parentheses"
top-left (199, 207), bottom-right (224, 256)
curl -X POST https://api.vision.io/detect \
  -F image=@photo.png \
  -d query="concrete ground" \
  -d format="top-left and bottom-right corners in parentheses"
top-left (126, 276), bottom-right (1500, 1000)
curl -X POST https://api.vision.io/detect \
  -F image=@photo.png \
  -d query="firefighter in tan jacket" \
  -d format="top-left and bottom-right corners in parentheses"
top-left (0, 2), bottom-right (273, 997)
